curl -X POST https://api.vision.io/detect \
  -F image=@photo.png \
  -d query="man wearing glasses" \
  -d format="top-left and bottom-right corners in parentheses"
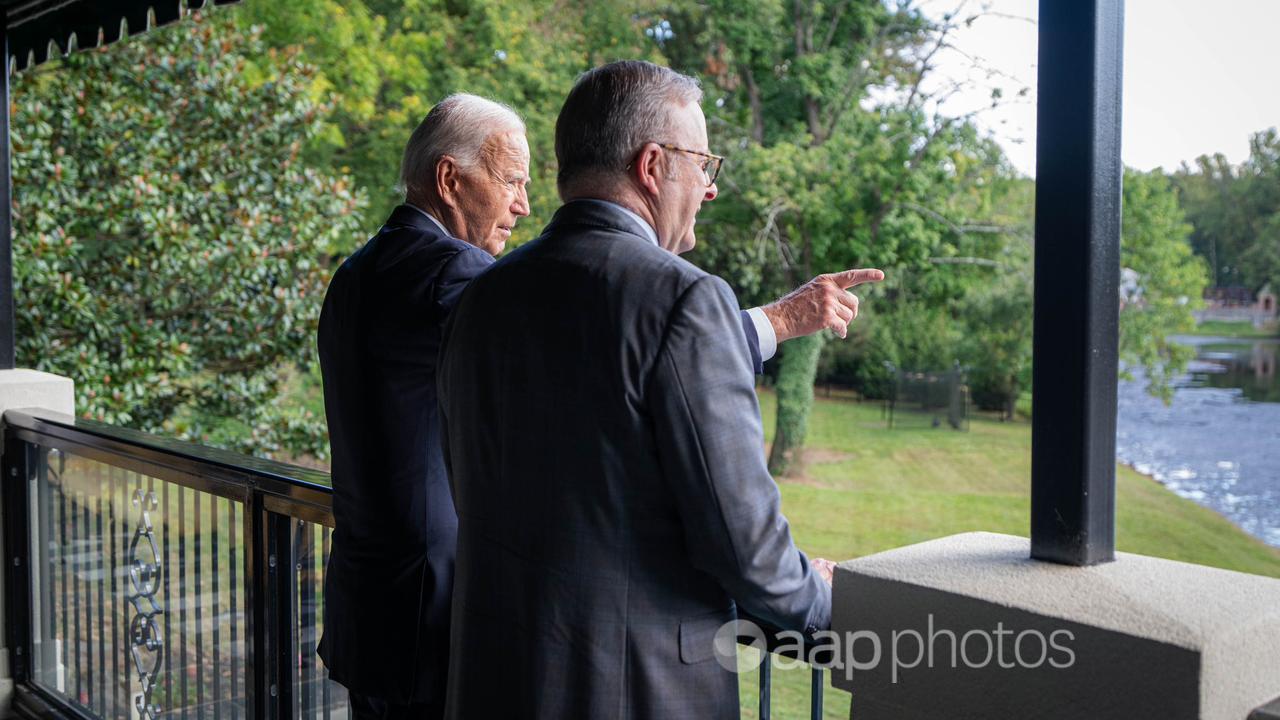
top-left (620, 141), bottom-right (725, 253)
top-left (437, 60), bottom-right (884, 719)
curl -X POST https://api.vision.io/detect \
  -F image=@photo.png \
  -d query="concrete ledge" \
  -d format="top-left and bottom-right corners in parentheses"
top-left (0, 369), bottom-right (74, 421)
top-left (830, 532), bottom-right (1280, 720)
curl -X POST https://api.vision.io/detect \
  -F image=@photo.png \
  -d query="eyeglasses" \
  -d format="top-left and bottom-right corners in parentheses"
top-left (660, 144), bottom-right (724, 186)
top-left (628, 143), bottom-right (724, 186)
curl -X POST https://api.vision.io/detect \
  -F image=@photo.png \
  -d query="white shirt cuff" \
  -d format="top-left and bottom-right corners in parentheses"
top-left (746, 307), bottom-right (777, 362)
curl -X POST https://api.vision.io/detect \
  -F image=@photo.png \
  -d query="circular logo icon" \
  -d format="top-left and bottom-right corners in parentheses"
top-left (714, 618), bottom-right (767, 673)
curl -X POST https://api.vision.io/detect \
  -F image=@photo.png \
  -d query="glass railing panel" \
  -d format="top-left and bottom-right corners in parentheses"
top-left (28, 446), bottom-right (246, 720)
top-left (287, 517), bottom-right (350, 720)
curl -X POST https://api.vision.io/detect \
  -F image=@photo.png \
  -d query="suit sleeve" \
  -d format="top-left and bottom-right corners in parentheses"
top-left (648, 275), bottom-right (831, 633)
top-left (435, 245), bottom-right (493, 500)
top-left (739, 310), bottom-right (764, 375)
top-left (434, 245), bottom-right (494, 314)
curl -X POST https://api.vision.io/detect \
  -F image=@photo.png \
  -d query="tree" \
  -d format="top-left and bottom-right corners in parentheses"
top-left (1238, 213), bottom-right (1280, 295)
top-left (848, 163), bottom-right (1034, 414)
top-left (11, 11), bottom-right (365, 457)
top-left (958, 274), bottom-right (1032, 418)
top-left (1174, 128), bottom-right (1280, 291)
top-left (235, 0), bottom-right (662, 247)
top-left (1235, 129), bottom-right (1280, 294)
top-left (1119, 169), bottom-right (1209, 400)
top-left (661, 0), bottom-right (1030, 474)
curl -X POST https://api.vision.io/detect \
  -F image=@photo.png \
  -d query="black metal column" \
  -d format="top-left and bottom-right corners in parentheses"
top-left (248, 492), bottom-right (296, 720)
top-left (246, 489), bottom-right (268, 720)
top-left (1030, 0), bottom-right (1124, 565)
top-left (268, 511), bottom-right (296, 720)
top-left (0, 13), bottom-right (13, 369)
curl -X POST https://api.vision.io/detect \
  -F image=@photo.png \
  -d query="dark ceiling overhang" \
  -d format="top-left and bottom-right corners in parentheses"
top-left (2, 0), bottom-right (240, 72)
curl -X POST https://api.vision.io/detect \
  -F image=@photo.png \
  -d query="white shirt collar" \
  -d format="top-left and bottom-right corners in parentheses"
top-left (577, 199), bottom-right (659, 246)
top-left (405, 203), bottom-right (456, 239)
top-left (406, 199), bottom-right (661, 247)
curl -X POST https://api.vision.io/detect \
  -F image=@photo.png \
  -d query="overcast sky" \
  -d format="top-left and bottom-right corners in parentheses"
top-left (916, 0), bottom-right (1280, 177)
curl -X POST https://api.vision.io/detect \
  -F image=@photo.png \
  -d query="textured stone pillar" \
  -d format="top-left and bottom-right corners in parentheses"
top-left (830, 532), bottom-right (1280, 720)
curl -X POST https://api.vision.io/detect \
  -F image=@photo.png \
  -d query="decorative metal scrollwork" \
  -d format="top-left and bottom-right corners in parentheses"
top-left (127, 488), bottom-right (165, 719)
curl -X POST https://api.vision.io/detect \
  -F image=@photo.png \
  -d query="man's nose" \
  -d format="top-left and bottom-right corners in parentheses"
top-left (703, 182), bottom-right (718, 202)
top-left (513, 186), bottom-right (531, 216)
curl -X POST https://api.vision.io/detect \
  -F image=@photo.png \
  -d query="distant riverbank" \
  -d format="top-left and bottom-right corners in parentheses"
top-left (1187, 319), bottom-right (1279, 339)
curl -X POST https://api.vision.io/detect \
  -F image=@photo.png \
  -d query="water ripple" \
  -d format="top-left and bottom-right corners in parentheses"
top-left (1117, 354), bottom-right (1280, 548)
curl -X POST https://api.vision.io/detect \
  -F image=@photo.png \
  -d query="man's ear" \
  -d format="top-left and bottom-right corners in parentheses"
top-left (632, 143), bottom-right (664, 198)
top-left (435, 156), bottom-right (463, 209)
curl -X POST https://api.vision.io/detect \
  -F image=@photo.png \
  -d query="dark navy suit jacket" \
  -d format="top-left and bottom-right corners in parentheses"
top-left (315, 205), bottom-right (764, 704)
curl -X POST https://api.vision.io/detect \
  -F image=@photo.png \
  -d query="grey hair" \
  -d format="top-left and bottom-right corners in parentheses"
top-left (555, 60), bottom-right (702, 196)
top-left (398, 93), bottom-right (525, 201)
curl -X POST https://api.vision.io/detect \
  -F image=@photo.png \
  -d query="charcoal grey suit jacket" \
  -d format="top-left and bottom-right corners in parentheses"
top-left (437, 199), bottom-right (831, 719)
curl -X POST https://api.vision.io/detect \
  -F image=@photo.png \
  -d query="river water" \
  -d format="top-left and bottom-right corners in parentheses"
top-left (1115, 335), bottom-right (1280, 547)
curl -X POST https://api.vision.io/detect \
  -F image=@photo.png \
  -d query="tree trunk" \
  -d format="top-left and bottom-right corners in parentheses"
top-left (767, 332), bottom-right (825, 477)
top-left (741, 63), bottom-right (765, 144)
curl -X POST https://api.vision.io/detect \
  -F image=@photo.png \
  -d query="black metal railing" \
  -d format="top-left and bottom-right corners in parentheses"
top-left (1, 407), bottom-right (827, 720)
top-left (740, 616), bottom-right (831, 720)
top-left (2, 408), bottom-right (343, 720)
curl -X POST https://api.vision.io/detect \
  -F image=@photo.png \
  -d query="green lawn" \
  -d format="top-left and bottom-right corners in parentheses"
top-left (741, 389), bottom-right (1280, 719)
top-left (1186, 319), bottom-right (1278, 338)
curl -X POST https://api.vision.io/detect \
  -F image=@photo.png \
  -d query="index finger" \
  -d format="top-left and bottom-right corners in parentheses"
top-left (830, 268), bottom-right (885, 289)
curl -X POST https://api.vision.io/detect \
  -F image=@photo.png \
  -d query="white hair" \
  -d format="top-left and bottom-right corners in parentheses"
top-left (397, 93), bottom-right (525, 201)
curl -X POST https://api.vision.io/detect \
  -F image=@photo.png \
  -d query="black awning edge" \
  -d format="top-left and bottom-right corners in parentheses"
top-left (6, 0), bottom-right (241, 73)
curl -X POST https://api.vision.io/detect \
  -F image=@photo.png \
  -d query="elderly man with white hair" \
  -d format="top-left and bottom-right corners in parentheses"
top-left (317, 90), bottom-right (874, 720)
top-left (316, 93), bottom-right (530, 720)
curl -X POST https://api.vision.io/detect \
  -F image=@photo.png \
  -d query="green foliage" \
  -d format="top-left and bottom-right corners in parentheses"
top-left (1239, 211), bottom-right (1280, 294)
top-left (958, 275), bottom-right (1032, 415)
top-left (811, 153), bottom-right (1034, 409)
top-left (812, 165), bottom-right (1206, 411)
top-left (851, 299), bottom-right (961, 391)
top-left (668, 0), bottom-right (987, 471)
top-left (7, 0), bottom-right (1219, 463)
top-left (1174, 128), bottom-right (1280, 291)
top-left (11, 13), bottom-right (365, 457)
top-left (225, 0), bottom-right (1075, 466)
top-left (1119, 169), bottom-right (1209, 400)
top-left (235, 0), bottom-right (660, 246)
